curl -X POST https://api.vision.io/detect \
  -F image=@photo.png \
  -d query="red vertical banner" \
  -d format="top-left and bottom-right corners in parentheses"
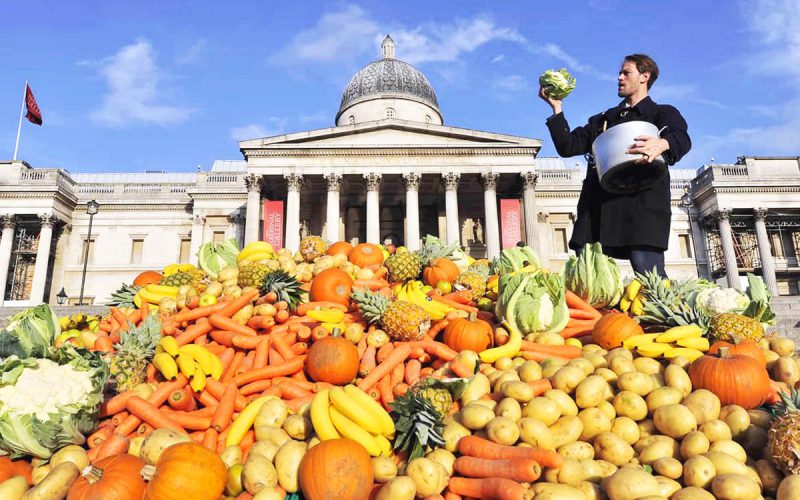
top-left (500, 199), bottom-right (522, 249)
top-left (262, 200), bottom-right (284, 249)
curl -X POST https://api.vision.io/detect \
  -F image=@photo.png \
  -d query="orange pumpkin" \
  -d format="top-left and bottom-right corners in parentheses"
top-left (688, 347), bottom-right (771, 409)
top-left (443, 313), bottom-right (494, 353)
top-left (707, 338), bottom-right (766, 365)
top-left (299, 439), bottom-right (373, 500)
top-left (143, 443), bottom-right (226, 500)
top-left (591, 312), bottom-right (643, 349)
top-left (326, 241), bottom-right (354, 257)
top-left (348, 243), bottom-right (384, 267)
top-left (306, 334), bottom-right (359, 385)
top-left (68, 454), bottom-right (146, 500)
top-left (422, 258), bottom-right (460, 286)
top-left (0, 456), bottom-right (32, 485)
top-left (309, 268), bottom-right (354, 307)
top-left (133, 271), bottom-right (164, 287)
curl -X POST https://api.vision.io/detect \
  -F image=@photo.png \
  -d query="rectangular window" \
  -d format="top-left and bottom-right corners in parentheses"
top-left (678, 234), bottom-right (693, 259)
top-left (213, 231), bottom-right (226, 243)
top-left (179, 239), bottom-right (191, 263)
top-left (553, 228), bottom-right (568, 254)
top-left (80, 238), bottom-right (95, 265)
top-left (131, 239), bottom-right (144, 264)
top-left (769, 232), bottom-right (785, 258)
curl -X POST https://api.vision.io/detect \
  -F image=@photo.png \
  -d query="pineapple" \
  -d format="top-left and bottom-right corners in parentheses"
top-left (385, 251), bottom-right (421, 282)
top-left (710, 313), bottom-right (765, 342)
top-left (351, 289), bottom-right (430, 341)
top-left (160, 269), bottom-right (208, 292)
top-left (238, 263), bottom-right (271, 288)
top-left (412, 383), bottom-right (453, 416)
top-left (767, 388), bottom-right (800, 475)
top-left (109, 314), bottom-right (161, 393)
top-left (390, 390), bottom-right (446, 460)
top-left (105, 283), bottom-right (141, 308)
top-left (260, 270), bottom-right (303, 311)
top-left (417, 234), bottom-right (459, 268)
top-left (455, 263), bottom-right (491, 301)
top-left (637, 269), bottom-right (711, 331)
top-left (299, 235), bottom-right (328, 263)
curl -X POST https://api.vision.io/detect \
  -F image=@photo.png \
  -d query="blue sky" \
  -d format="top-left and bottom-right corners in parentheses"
top-left (2, 0), bottom-right (798, 173)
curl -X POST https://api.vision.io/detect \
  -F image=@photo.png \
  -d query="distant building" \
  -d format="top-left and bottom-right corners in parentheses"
top-left (1, 37), bottom-right (798, 305)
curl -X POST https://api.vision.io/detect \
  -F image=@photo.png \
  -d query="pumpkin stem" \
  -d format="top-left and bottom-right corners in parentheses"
top-left (717, 346), bottom-right (731, 359)
top-left (140, 464), bottom-right (155, 482)
top-left (331, 327), bottom-right (342, 337)
top-left (467, 312), bottom-right (477, 322)
top-left (81, 465), bottom-right (103, 485)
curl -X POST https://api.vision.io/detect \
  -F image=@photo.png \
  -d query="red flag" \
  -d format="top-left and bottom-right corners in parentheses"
top-left (25, 84), bottom-right (42, 125)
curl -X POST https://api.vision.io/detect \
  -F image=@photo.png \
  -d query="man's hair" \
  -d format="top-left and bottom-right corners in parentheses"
top-left (624, 54), bottom-right (659, 89)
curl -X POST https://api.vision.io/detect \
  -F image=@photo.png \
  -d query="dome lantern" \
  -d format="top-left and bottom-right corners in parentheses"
top-left (381, 35), bottom-right (395, 59)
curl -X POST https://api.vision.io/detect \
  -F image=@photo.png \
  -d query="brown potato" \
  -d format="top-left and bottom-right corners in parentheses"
top-left (522, 396), bottom-right (562, 425)
top-left (664, 364), bottom-right (692, 397)
top-left (578, 407), bottom-right (613, 442)
top-left (593, 432), bottom-right (634, 466)
top-left (610, 416), bottom-right (640, 445)
top-left (671, 487), bottom-right (716, 499)
top-left (680, 431), bottom-right (711, 460)
top-left (494, 397), bottom-right (522, 421)
top-left (558, 441), bottom-right (595, 461)
top-left (646, 386), bottom-right (684, 414)
top-left (601, 467), bottom-right (660, 500)
top-left (682, 455), bottom-right (716, 489)
top-left (754, 458), bottom-right (783, 493)
top-left (613, 391), bottom-right (648, 421)
top-left (616, 371), bottom-right (653, 396)
top-left (550, 415), bottom-right (584, 449)
top-left (518, 417), bottom-right (554, 450)
top-left (699, 419), bottom-right (732, 443)
top-left (485, 416), bottom-right (519, 445)
top-left (719, 405), bottom-right (750, 440)
top-left (652, 457), bottom-right (683, 479)
top-left (653, 404), bottom-right (698, 439)
top-left (709, 439), bottom-right (747, 463)
top-left (682, 389), bottom-right (721, 425)
top-left (711, 473), bottom-right (761, 500)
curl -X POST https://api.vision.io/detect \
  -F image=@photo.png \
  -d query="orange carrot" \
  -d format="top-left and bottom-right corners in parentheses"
top-left (566, 317), bottom-right (598, 329)
top-left (376, 342), bottom-right (395, 364)
top-left (286, 394), bottom-right (314, 413)
top-left (271, 334), bottom-right (296, 360)
top-left (358, 344), bottom-right (412, 391)
top-left (262, 291), bottom-right (278, 304)
top-left (247, 316), bottom-right (275, 330)
top-left (94, 335), bottom-right (114, 353)
top-left (447, 477), bottom-right (527, 500)
top-left (310, 325), bottom-right (328, 340)
top-left (87, 426), bottom-right (114, 448)
top-left (359, 345), bottom-right (377, 377)
top-left (391, 361), bottom-right (405, 387)
top-left (111, 411), bottom-right (130, 428)
top-left (219, 289), bottom-right (259, 317)
top-left (209, 313), bottom-right (258, 337)
top-left (443, 289), bottom-right (473, 304)
top-left (168, 301), bottom-right (229, 325)
top-left (565, 290), bottom-right (601, 318)
top-left (167, 388), bottom-right (197, 412)
top-left (457, 435), bottom-right (563, 468)
top-left (430, 293), bottom-right (479, 313)
top-left (290, 342), bottom-right (308, 355)
top-left (404, 359), bottom-right (422, 385)
top-left (239, 379), bottom-right (273, 396)
top-left (253, 338), bottom-right (270, 369)
top-left (448, 358), bottom-right (476, 378)
top-left (195, 389), bottom-right (219, 408)
top-left (352, 279), bottom-right (390, 291)
top-left (443, 491), bottom-right (463, 500)
top-left (222, 351), bottom-right (246, 383)
top-left (233, 356), bottom-right (306, 386)
top-left (218, 348), bottom-right (235, 375)
top-left (268, 345), bottom-right (284, 365)
top-left (568, 308), bottom-right (599, 320)
top-left (125, 396), bottom-right (185, 433)
top-left (110, 307), bottom-right (129, 327)
top-left (175, 317), bottom-right (213, 346)
top-left (295, 301), bottom-right (348, 315)
top-left (427, 319), bottom-right (449, 339)
top-left (149, 375), bottom-right (190, 406)
top-left (377, 374), bottom-right (394, 407)
top-left (560, 325), bottom-right (595, 339)
top-left (202, 428), bottom-right (218, 451)
top-left (100, 390), bottom-right (138, 417)
top-left (140, 299), bottom-right (150, 318)
top-left (393, 382), bottom-right (410, 397)
top-left (94, 433), bottom-right (130, 462)
top-left (206, 378), bottom-right (249, 412)
top-left (211, 383), bottom-right (238, 432)
top-left (520, 341), bottom-right (581, 358)
top-left (166, 412), bottom-right (212, 431)
top-left (406, 339), bottom-right (457, 361)
top-left (279, 380), bottom-right (312, 399)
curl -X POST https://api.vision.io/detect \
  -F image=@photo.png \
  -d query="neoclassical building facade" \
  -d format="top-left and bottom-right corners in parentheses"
top-left (1, 37), bottom-right (798, 305)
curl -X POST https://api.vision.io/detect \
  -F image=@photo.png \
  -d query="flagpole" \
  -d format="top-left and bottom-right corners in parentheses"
top-left (12, 80), bottom-right (27, 161)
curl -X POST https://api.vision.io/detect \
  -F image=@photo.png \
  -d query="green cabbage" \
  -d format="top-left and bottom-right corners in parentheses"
top-left (0, 346), bottom-right (108, 459)
top-left (0, 304), bottom-right (60, 359)
top-left (197, 238), bottom-right (240, 279)
top-left (743, 273), bottom-right (776, 326)
top-left (539, 68), bottom-right (576, 99)
top-left (496, 269), bottom-right (569, 335)
top-left (563, 243), bottom-right (623, 309)
top-left (492, 246), bottom-right (541, 275)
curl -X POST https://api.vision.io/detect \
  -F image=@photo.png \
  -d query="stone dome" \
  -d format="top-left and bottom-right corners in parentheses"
top-left (336, 36), bottom-right (441, 124)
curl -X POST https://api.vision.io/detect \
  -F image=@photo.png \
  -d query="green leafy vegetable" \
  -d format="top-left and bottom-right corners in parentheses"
top-left (563, 243), bottom-right (623, 309)
top-left (197, 238), bottom-right (240, 279)
top-left (496, 269), bottom-right (569, 335)
top-left (0, 304), bottom-right (61, 359)
top-left (539, 68), bottom-right (576, 99)
top-left (492, 246), bottom-right (541, 275)
top-left (743, 273), bottom-right (776, 326)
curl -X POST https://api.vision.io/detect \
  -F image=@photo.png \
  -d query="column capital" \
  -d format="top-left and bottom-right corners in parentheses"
top-left (285, 173), bottom-right (304, 191)
top-left (754, 207), bottom-right (768, 220)
top-left (715, 208), bottom-right (732, 221)
top-left (402, 172), bottom-right (421, 190)
top-left (190, 214), bottom-right (206, 225)
top-left (1, 214), bottom-right (15, 230)
top-left (521, 171), bottom-right (539, 189)
top-left (39, 213), bottom-right (56, 228)
top-left (442, 172), bottom-right (460, 191)
top-left (537, 211), bottom-right (549, 223)
top-left (324, 172), bottom-right (343, 192)
top-left (363, 172), bottom-right (382, 191)
top-left (244, 173), bottom-right (262, 192)
top-left (481, 172), bottom-right (499, 190)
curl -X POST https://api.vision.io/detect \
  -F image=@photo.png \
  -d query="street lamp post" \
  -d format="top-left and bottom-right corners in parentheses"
top-left (79, 200), bottom-right (99, 306)
top-left (680, 188), bottom-right (702, 278)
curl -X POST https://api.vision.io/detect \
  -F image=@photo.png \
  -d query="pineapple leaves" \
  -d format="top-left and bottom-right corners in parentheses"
top-left (390, 392), bottom-right (446, 460)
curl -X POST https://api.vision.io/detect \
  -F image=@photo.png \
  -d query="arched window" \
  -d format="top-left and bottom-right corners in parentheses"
top-left (385, 108), bottom-right (395, 119)
top-left (348, 115), bottom-right (355, 125)
top-left (425, 115), bottom-right (432, 124)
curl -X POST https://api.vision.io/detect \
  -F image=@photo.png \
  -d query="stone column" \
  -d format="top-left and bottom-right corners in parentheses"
top-left (754, 208), bottom-right (779, 296)
top-left (0, 215), bottom-right (16, 306)
top-left (364, 173), bottom-right (382, 244)
top-left (244, 174), bottom-right (262, 245)
top-left (30, 213), bottom-right (55, 303)
top-left (716, 209), bottom-right (741, 289)
top-left (284, 173), bottom-right (304, 252)
top-left (521, 171), bottom-right (539, 251)
top-left (442, 172), bottom-right (461, 246)
top-left (481, 172), bottom-right (501, 259)
top-left (403, 172), bottom-right (421, 251)
top-left (324, 173), bottom-right (343, 243)
top-left (189, 214), bottom-right (206, 260)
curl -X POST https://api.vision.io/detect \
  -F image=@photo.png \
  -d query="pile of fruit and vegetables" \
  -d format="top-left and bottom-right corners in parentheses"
top-left (2, 234), bottom-right (800, 500)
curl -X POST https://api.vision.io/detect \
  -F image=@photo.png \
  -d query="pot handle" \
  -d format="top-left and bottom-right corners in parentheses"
top-left (657, 126), bottom-right (668, 137)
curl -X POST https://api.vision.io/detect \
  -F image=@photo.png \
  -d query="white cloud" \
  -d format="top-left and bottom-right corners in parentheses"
top-left (650, 83), bottom-right (725, 109)
top-left (493, 74), bottom-right (527, 92)
top-left (90, 39), bottom-right (194, 127)
top-left (176, 39), bottom-right (207, 65)
top-left (492, 54), bottom-right (505, 63)
top-left (230, 117), bottom-right (286, 141)
top-left (743, 0), bottom-right (800, 80)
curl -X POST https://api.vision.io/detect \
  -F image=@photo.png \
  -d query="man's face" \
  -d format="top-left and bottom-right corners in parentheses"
top-left (618, 61), bottom-right (649, 98)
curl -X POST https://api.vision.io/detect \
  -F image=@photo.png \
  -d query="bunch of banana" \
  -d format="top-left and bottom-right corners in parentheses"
top-left (237, 241), bottom-right (276, 265)
top-left (134, 284), bottom-right (179, 308)
top-left (310, 385), bottom-right (394, 457)
top-left (619, 279), bottom-right (644, 316)
top-left (622, 324), bottom-right (707, 361)
top-left (59, 313), bottom-right (101, 332)
top-left (163, 263), bottom-right (196, 277)
top-left (395, 280), bottom-right (454, 320)
top-left (305, 308), bottom-right (345, 323)
top-left (153, 337), bottom-right (222, 391)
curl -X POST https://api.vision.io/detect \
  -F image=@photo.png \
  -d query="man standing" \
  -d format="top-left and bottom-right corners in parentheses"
top-left (540, 54), bottom-right (691, 277)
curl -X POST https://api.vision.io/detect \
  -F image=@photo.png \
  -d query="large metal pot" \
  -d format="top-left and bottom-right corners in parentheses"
top-left (592, 121), bottom-right (667, 194)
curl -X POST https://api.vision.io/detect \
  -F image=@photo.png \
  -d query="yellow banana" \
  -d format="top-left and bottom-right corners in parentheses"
top-left (328, 386), bottom-right (384, 435)
top-left (622, 333), bottom-right (660, 350)
top-left (656, 324), bottom-right (703, 343)
top-left (328, 406), bottom-right (381, 456)
top-left (190, 365), bottom-right (207, 392)
top-left (306, 309), bottom-right (345, 323)
top-left (676, 337), bottom-right (710, 351)
top-left (158, 336), bottom-right (180, 357)
top-left (321, 322), bottom-right (346, 333)
top-left (309, 390), bottom-right (340, 441)
top-left (153, 352), bottom-right (178, 380)
top-left (238, 242), bottom-right (275, 261)
top-left (177, 352), bottom-right (196, 378)
top-left (663, 347), bottom-right (705, 362)
top-left (209, 352), bottom-right (223, 380)
top-left (163, 264), bottom-right (180, 276)
top-left (626, 280), bottom-right (642, 301)
top-left (374, 433), bottom-right (393, 457)
top-left (180, 345), bottom-right (215, 374)
top-left (404, 282), bottom-right (451, 319)
top-left (343, 384), bottom-right (395, 437)
top-left (619, 296), bottom-right (632, 312)
top-left (637, 343), bottom-right (672, 358)
top-left (145, 284), bottom-right (180, 296)
top-left (133, 293), bottom-right (143, 309)
top-left (241, 252), bottom-right (273, 263)
top-left (138, 288), bottom-right (176, 305)
top-left (631, 297), bottom-right (644, 316)
top-left (176, 263), bottom-right (196, 272)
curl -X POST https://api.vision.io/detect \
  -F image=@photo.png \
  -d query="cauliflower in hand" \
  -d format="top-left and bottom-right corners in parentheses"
top-left (694, 286), bottom-right (750, 316)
